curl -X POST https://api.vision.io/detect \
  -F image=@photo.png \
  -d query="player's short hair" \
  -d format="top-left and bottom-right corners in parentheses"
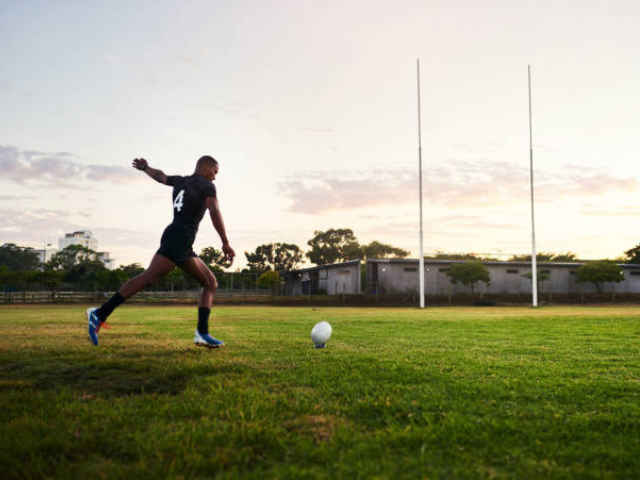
top-left (196, 155), bottom-right (218, 169)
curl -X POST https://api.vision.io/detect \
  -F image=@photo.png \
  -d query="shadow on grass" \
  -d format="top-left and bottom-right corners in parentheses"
top-left (0, 349), bottom-right (241, 398)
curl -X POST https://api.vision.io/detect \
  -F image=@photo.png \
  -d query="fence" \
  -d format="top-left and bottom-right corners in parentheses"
top-left (4, 289), bottom-right (638, 306)
top-left (1, 288), bottom-right (272, 304)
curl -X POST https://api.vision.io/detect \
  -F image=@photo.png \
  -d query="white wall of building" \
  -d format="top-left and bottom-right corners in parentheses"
top-left (367, 259), bottom-right (640, 295)
top-left (284, 261), bottom-right (361, 295)
top-left (57, 230), bottom-right (115, 269)
top-left (59, 230), bottom-right (98, 251)
top-left (37, 247), bottom-right (59, 264)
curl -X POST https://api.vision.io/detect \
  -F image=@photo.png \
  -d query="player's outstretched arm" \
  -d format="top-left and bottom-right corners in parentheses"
top-left (206, 197), bottom-right (235, 266)
top-left (132, 158), bottom-right (168, 184)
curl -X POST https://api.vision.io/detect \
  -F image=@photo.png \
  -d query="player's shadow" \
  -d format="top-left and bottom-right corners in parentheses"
top-left (0, 352), bottom-right (237, 397)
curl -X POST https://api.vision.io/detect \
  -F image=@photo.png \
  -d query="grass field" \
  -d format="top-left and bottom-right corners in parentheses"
top-left (0, 305), bottom-right (638, 478)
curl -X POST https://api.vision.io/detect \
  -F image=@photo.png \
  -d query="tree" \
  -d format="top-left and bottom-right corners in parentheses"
top-left (45, 245), bottom-right (109, 289)
top-left (0, 265), bottom-right (7, 289)
top-left (47, 245), bottom-right (97, 271)
top-left (32, 269), bottom-right (64, 292)
top-left (96, 268), bottom-right (128, 291)
top-left (121, 263), bottom-right (145, 278)
top-left (553, 252), bottom-right (578, 262)
top-left (624, 243), bottom-right (640, 264)
top-left (522, 271), bottom-right (550, 293)
top-left (0, 243), bottom-right (41, 271)
top-left (361, 241), bottom-right (409, 259)
top-left (426, 252), bottom-right (483, 261)
top-left (257, 270), bottom-right (281, 295)
top-left (509, 252), bottom-right (578, 262)
top-left (199, 247), bottom-right (228, 271)
top-left (157, 268), bottom-right (198, 291)
top-left (245, 243), bottom-right (303, 272)
top-left (306, 228), bottom-right (360, 265)
top-left (446, 261), bottom-right (491, 295)
top-left (63, 260), bottom-right (107, 286)
top-left (522, 271), bottom-right (550, 282)
top-left (576, 260), bottom-right (625, 293)
top-left (0, 267), bottom-right (22, 291)
top-left (245, 245), bottom-right (269, 272)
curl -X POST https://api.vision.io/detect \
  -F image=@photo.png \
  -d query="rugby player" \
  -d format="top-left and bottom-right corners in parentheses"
top-left (87, 155), bottom-right (235, 348)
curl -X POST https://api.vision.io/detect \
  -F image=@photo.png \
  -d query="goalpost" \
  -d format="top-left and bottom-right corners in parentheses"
top-left (413, 62), bottom-right (538, 308)
top-left (417, 58), bottom-right (425, 309)
top-left (528, 65), bottom-right (538, 308)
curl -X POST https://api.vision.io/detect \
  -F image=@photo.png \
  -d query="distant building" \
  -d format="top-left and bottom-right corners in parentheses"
top-left (59, 230), bottom-right (98, 251)
top-left (282, 260), bottom-right (362, 295)
top-left (37, 246), bottom-right (59, 264)
top-left (97, 252), bottom-right (115, 269)
top-left (366, 258), bottom-right (640, 295)
top-left (58, 230), bottom-right (115, 269)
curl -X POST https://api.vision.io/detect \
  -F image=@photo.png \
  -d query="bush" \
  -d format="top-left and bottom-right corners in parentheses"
top-left (446, 261), bottom-right (491, 295)
top-left (258, 271), bottom-right (281, 295)
top-left (576, 261), bottom-right (624, 293)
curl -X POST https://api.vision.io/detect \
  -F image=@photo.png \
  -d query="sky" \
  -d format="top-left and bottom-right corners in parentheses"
top-left (1, 0), bottom-right (638, 269)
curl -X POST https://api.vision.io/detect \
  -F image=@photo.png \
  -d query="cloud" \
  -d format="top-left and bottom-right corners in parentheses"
top-left (0, 195), bottom-right (36, 201)
top-left (0, 145), bottom-right (142, 186)
top-left (277, 161), bottom-right (523, 214)
top-left (0, 207), bottom-right (90, 245)
top-left (84, 165), bottom-right (139, 183)
top-left (91, 227), bottom-right (160, 248)
top-left (538, 166), bottom-right (637, 197)
top-left (580, 206), bottom-right (640, 217)
top-left (278, 174), bottom-right (415, 214)
top-left (278, 161), bottom-right (638, 215)
top-left (361, 214), bottom-right (521, 246)
top-left (0, 207), bottom-right (157, 259)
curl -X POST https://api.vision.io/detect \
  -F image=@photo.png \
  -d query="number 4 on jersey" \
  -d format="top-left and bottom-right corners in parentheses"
top-left (173, 189), bottom-right (185, 212)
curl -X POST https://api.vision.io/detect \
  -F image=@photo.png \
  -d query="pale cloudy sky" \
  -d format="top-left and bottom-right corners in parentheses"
top-left (1, 0), bottom-right (638, 269)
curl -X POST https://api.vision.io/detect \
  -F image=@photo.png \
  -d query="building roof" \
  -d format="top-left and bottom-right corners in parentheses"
top-left (285, 259), bottom-right (361, 275)
top-left (366, 258), bottom-right (640, 269)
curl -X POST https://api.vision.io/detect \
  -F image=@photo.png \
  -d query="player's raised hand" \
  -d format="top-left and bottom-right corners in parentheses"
top-left (132, 158), bottom-right (148, 171)
top-left (222, 244), bottom-right (236, 266)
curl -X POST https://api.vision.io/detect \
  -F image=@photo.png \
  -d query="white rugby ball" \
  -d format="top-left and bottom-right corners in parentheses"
top-left (311, 321), bottom-right (332, 348)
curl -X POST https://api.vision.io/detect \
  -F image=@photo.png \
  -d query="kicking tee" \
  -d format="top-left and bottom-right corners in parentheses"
top-left (163, 174), bottom-right (216, 243)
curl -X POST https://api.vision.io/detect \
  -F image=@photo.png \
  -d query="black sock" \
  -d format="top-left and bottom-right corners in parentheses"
top-left (197, 307), bottom-right (210, 335)
top-left (96, 292), bottom-right (126, 322)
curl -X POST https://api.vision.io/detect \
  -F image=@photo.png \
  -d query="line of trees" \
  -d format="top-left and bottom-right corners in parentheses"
top-left (0, 243), bottom-right (253, 293)
top-left (2, 239), bottom-right (638, 294)
top-left (243, 228), bottom-right (410, 288)
top-left (242, 233), bottom-right (639, 293)
top-left (428, 244), bottom-right (640, 265)
top-left (244, 228), bottom-right (409, 273)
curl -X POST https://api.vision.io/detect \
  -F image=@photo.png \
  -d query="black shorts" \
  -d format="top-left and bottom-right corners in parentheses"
top-left (156, 228), bottom-right (197, 266)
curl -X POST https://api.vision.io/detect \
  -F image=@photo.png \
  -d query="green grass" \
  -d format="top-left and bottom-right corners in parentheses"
top-left (0, 305), bottom-right (639, 479)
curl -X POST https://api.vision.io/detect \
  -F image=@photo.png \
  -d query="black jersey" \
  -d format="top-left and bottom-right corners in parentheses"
top-left (164, 174), bottom-right (216, 241)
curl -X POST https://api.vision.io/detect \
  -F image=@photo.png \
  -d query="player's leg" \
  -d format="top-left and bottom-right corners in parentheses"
top-left (117, 254), bottom-right (177, 300)
top-left (87, 254), bottom-right (175, 346)
top-left (180, 256), bottom-right (224, 348)
top-left (180, 256), bottom-right (218, 309)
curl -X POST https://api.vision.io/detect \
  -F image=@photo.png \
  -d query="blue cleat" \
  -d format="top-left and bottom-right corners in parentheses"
top-left (193, 329), bottom-right (225, 349)
top-left (86, 307), bottom-right (102, 346)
